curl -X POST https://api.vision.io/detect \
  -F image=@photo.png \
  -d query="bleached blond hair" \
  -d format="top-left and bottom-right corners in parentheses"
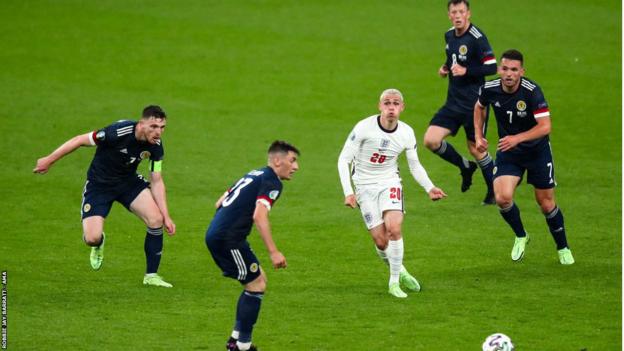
top-left (379, 88), bottom-right (404, 102)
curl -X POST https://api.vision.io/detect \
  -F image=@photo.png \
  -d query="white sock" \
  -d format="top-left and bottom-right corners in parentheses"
top-left (375, 246), bottom-right (389, 265)
top-left (236, 341), bottom-right (252, 350)
top-left (387, 239), bottom-right (404, 285)
top-left (231, 330), bottom-right (239, 339)
top-left (376, 246), bottom-right (408, 271)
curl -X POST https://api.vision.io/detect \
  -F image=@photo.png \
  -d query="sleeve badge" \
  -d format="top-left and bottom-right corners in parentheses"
top-left (96, 130), bottom-right (106, 141)
top-left (269, 190), bottom-right (280, 200)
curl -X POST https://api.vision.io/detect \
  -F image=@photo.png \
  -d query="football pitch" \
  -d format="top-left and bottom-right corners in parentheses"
top-left (0, 1), bottom-right (621, 350)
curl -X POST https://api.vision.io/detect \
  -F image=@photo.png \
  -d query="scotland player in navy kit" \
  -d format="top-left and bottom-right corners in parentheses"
top-left (206, 141), bottom-right (299, 351)
top-left (474, 50), bottom-right (574, 265)
top-left (424, 0), bottom-right (497, 205)
top-left (33, 105), bottom-right (177, 286)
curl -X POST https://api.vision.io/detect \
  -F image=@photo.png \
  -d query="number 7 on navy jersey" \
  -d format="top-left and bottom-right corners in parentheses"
top-left (222, 177), bottom-right (254, 207)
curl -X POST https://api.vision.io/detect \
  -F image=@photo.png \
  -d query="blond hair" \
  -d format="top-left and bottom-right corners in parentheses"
top-left (379, 88), bottom-right (404, 102)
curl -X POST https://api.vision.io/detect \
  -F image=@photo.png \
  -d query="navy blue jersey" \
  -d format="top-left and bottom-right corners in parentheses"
top-left (478, 77), bottom-right (551, 154)
top-left (207, 167), bottom-right (283, 244)
top-left (444, 24), bottom-right (496, 113)
top-left (86, 120), bottom-right (164, 185)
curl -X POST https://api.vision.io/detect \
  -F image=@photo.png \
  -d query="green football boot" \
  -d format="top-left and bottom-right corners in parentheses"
top-left (399, 270), bottom-right (421, 292)
top-left (558, 248), bottom-right (575, 265)
top-left (90, 233), bottom-right (105, 270)
top-left (388, 282), bottom-right (407, 298)
top-left (143, 273), bottom-right (173, 288)
top-left (511, 235), bottom-right (529, 262)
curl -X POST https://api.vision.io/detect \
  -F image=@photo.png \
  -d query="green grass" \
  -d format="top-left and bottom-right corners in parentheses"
top-left (0, 0), bottom-right (620, 350)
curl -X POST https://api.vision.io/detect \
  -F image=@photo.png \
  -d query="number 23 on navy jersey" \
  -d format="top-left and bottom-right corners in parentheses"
top-left (207, 167), bottom-right (283, 242)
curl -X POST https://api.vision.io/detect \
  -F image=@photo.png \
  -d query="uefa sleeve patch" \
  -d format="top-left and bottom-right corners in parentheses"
top-left (269, 190), bottom-right (280, 200)
top-left (96, 130), bottom-right (106, 141)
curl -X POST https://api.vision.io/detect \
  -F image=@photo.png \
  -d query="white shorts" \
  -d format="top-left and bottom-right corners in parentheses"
top-left (355, 181), bottom-right (404, 230)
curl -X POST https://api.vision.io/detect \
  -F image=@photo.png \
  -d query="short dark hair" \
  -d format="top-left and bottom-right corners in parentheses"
top-left (142, 105), bottom-right (167, 119)
top-left (448, 0), bottom-right (469, 9)
top-left (501, 49), bottom-right (524, 65)
top-left (268, 140), bottom-right (300, 156)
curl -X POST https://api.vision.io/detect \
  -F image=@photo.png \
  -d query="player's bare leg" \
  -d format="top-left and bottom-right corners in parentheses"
top-left (425, 125), bottom-right (477, 192)
top-left (131, 188), bottom-right (165, 228)
top-left (370, 223), bottom-right (389, 262)
top-left (467, 140), bottom-right (495, 205)
top-left (82, 215), bottom-right (105, 270)
top-left (130, 189), bottom-right (171, 287)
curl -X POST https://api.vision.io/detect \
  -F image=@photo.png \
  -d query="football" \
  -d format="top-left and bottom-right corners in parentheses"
top-left (482, 333), bottom-right (515, 351)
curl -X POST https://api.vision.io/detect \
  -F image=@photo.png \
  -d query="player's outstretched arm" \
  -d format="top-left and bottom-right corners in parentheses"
top-left (33, 132), bottom-right (93, 174)
top-left (253, 203), bottom-right (286, 269)
top-left (150, 171), bottom-right (176, 235)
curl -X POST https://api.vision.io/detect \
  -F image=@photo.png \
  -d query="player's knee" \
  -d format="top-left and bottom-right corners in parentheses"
top-left (538, 200), bottom-right (556, 214)
top-left (256, 277), bottom-right (267, 292)
top-left (146, 214), bottom-right (164, 229)
top-left (373, 236), bottom-right (388, 250)
top-left (495, 193), bottom-right (513, 208)
top-left (83, 232), bottom-right (102, 246)
top-left (386, 225), bottom-right (402, 240)
top-left (468, 147), bottom-right (483, 159)
top-left (423, 135), bottom-right (441, 151)
top-left (246, 272), bottom-right (267, 292)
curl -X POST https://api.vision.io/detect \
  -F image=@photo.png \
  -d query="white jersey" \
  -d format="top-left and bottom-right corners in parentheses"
top-left (338, 115), bottom-right (435, 196)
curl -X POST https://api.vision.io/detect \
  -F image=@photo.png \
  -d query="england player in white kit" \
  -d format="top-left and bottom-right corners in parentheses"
top-left (338, 89), bottom-right (446, 298)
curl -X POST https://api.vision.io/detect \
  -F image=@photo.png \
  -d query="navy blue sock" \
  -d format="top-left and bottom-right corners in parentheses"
top-left (477, 153), bottom-right (494, 192)
top-left (434, 140), bottom-right (470, 170)
top-left (236, 290), bottom-right (264, 343)
top-left (144, 227), bottom-right (163, 274)
top-left (545, 206), bottom-right (568, 250)
top-left (233, 321), bottom-right (242, 336)
top-left (499, 203), bottom-right (527, 237)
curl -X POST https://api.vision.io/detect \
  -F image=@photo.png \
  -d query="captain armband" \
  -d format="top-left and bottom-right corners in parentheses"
top-left (150, 160), bottom-right (163, 172)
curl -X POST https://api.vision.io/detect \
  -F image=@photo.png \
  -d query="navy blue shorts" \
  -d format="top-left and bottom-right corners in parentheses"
top-left (494, 144), bottom-right (556, 189)
top-left (80, 175), bottom-right (150, 219)
top-left (430, 105), bottom-right (488, 142)
top-left (205, 237), bottom-right (261, 285)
